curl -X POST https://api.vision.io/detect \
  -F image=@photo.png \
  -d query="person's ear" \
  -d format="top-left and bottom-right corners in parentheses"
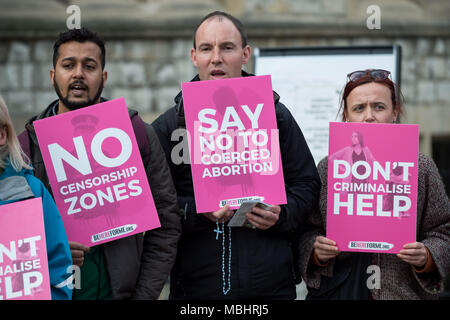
top-left (50, 69), bottom-right (55, 87)
top-left (102, 70), bottom-right (108, 88)
top-left (242, 45), bottom-right (251, 65)
top-left (393, 107), bottom-right (399, 123)
top-left (343, 110), bottom-right (348, 122)
top-left (0, 126), bottom-right (7, 147)
top-left (190, 47), bottom-right (198, 68)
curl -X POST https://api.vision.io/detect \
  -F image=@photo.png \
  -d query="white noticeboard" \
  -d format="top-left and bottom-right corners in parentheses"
top-left (254, 46), bottom-right (401, 164)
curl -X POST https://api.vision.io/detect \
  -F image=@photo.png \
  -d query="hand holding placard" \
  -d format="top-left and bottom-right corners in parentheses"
top-left (313, 236), bottom-right (339, 264)
top-left (69, 241), bottom-right (90, 267)
top-left (202, 205), bottom-right (234, 223)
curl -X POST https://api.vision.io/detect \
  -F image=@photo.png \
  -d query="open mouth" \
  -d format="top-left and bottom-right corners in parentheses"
top-left (69, 82), bottom-right (88, 96)
top-left (210, 70), bottom-right (226, 78)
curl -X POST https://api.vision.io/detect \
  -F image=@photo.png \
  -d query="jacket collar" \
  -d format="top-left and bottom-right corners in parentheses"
top-left (0, 161), bottom-right (34, 202)
top-left (175, 71), bottom-right (281, 123)
top-left (25, 97), bottom-right (110, 134)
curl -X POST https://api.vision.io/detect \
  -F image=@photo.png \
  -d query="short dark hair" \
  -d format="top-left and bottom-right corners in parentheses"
top-left (53, 27), bottom-right (106, 69)
top-left (193, 11), bottom-right (248, 49)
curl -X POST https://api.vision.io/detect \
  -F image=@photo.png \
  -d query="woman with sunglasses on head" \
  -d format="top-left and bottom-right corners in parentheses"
top-left (0, 96), bottom-right (73, 299)
top-left (298, 69), bottom-right (450, 300)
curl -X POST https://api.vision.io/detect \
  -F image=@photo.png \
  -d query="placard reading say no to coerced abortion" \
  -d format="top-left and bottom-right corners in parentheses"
top-left (34, 98), bottom-right (161, 247)
top-left (326, 122), bottom-right (419, 254)
top-left (182, 75), bottom-right (287, 213)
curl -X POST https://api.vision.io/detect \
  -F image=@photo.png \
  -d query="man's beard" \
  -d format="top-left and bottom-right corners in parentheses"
top-left (54, 78), bottom-right (103, 111)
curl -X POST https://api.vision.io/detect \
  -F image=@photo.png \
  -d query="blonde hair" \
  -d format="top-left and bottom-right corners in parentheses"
top-left (0, 95), bottom-right (32, 171)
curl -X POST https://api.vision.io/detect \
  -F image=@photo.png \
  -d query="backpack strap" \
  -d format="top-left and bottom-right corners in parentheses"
top-left (130, 114), bottom-right (151, 166)
top-left (176, 105), bottom-right (186, 129)
top-left (18, 130), bottom-right (31, 159)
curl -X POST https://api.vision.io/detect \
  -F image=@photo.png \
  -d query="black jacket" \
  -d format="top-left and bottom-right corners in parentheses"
top-left (152, 73), bottom-right (321, 299)
top-left (20, 99), bottom-right (181, 300)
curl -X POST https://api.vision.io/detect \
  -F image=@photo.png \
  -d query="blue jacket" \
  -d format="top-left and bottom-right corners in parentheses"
top-left (0, 162), bottom-right (73, 300)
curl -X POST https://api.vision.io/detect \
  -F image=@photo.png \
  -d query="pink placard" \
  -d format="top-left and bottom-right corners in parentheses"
top-left (34, 97), bottom-right (161, 247)
top-left (0, 198), bottom-right (51, 300)
top-left (182, 75), bottom-right (287, 213)
top-left (326, 122), bottom-right (419, 253)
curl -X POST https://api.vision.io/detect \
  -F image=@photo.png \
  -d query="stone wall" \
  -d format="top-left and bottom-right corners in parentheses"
top-left (0, 0), bottom-right (449, 157)
top-left (0, 37), bottom-right (196, 129)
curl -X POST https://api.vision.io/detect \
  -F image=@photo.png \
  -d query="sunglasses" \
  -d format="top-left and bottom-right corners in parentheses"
top-left (347, 69), bottom-right (391, 82)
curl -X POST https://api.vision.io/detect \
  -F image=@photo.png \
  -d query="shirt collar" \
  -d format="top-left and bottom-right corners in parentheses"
top-left (51, 100), bottom-right (59, 116)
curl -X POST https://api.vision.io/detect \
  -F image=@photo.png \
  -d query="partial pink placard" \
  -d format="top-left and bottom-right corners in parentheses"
top-left (326, 122), bottom-right (419, 253)
top-left (182, 75), bottom-right (286, 213)
top-left (34, 97), bottom-right (161, 247)
top-left (0, 198), bottom-right (51, 300)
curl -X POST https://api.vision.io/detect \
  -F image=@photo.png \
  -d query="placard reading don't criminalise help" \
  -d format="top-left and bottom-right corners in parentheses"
top-left (326, 122), bottom-right (419, 254)
top-left (0, 198), bottom-right (51, 300)
top-left (34, 97), bottom-right (161, 247)
top-left (182, 75), bottom-right (287, 213)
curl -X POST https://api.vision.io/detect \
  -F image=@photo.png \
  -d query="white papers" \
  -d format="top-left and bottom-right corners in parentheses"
top-left (228, 201), bottom-right (271, 228)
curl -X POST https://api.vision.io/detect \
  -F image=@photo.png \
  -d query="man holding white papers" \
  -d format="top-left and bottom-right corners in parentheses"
top-left (152, 11), bottom-right (320, 299)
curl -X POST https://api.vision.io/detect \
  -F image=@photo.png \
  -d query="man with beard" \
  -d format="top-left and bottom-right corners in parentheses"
top-left (18, 28), bottom-right (181, 300)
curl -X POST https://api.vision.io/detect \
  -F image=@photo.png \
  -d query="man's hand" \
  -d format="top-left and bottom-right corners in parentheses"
top-left (69, 241), bottom-right (90, 267)
top-left (202, 205), bottom-right (234, 223)
top-left (245, 205), bottom-right (281, 230)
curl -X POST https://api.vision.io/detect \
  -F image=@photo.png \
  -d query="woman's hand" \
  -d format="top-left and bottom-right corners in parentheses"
top-left (313, 236), bottom-right (340, 263)
top-left (397, 242), bottom-right (428, 268)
